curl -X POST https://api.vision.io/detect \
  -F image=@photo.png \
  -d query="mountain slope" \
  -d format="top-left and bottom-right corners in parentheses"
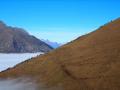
top-left (0, 18), bottom-right (120, 90)
top-left (0, 21), bottom-right (53, 53)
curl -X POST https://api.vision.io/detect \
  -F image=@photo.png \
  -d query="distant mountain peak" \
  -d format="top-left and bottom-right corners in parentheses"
top-left (0, 21), bottom-right (6, 29)
top-left (41, 39), bottom-right (62, 48)
top-left (0, 21), bottom-right (5, 24)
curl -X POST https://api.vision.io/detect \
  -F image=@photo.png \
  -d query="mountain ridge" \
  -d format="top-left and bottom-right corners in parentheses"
top-left (0, 21), bottom-right (53, 53)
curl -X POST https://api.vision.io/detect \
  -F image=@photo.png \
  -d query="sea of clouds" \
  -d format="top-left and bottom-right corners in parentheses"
top-left (0, 53), bottom-right (43, 71)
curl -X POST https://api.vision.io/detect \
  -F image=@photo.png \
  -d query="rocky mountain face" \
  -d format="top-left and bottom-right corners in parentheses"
top-left (0, 18), bottom-right (120, 90)
top-left (0, 21), bottom-right (53, 53)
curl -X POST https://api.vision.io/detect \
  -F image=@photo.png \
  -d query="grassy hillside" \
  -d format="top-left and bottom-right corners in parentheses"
top-left (0, 18), bottom-right (120, 90)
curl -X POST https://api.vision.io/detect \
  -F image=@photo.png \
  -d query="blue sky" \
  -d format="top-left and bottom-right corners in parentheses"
top-left (0, 0), bottom-right (120, 43)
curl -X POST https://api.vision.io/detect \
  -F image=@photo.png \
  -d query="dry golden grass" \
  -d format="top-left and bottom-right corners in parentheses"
top-left (0, 18), bottom-right (120, 90)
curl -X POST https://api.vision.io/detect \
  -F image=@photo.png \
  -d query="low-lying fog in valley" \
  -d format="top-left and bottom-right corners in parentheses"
top-left (0, 53), bottom-right (43, 71)
top-left (0, 79), bottom-right (63, 90)
top-left (0, 79), bottom-right (37, 90)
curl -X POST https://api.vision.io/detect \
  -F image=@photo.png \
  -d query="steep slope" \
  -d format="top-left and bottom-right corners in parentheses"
top-left (0, 18), bottom-right (120, 90)
top-left (0, 21), bottom-right (53, 53)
